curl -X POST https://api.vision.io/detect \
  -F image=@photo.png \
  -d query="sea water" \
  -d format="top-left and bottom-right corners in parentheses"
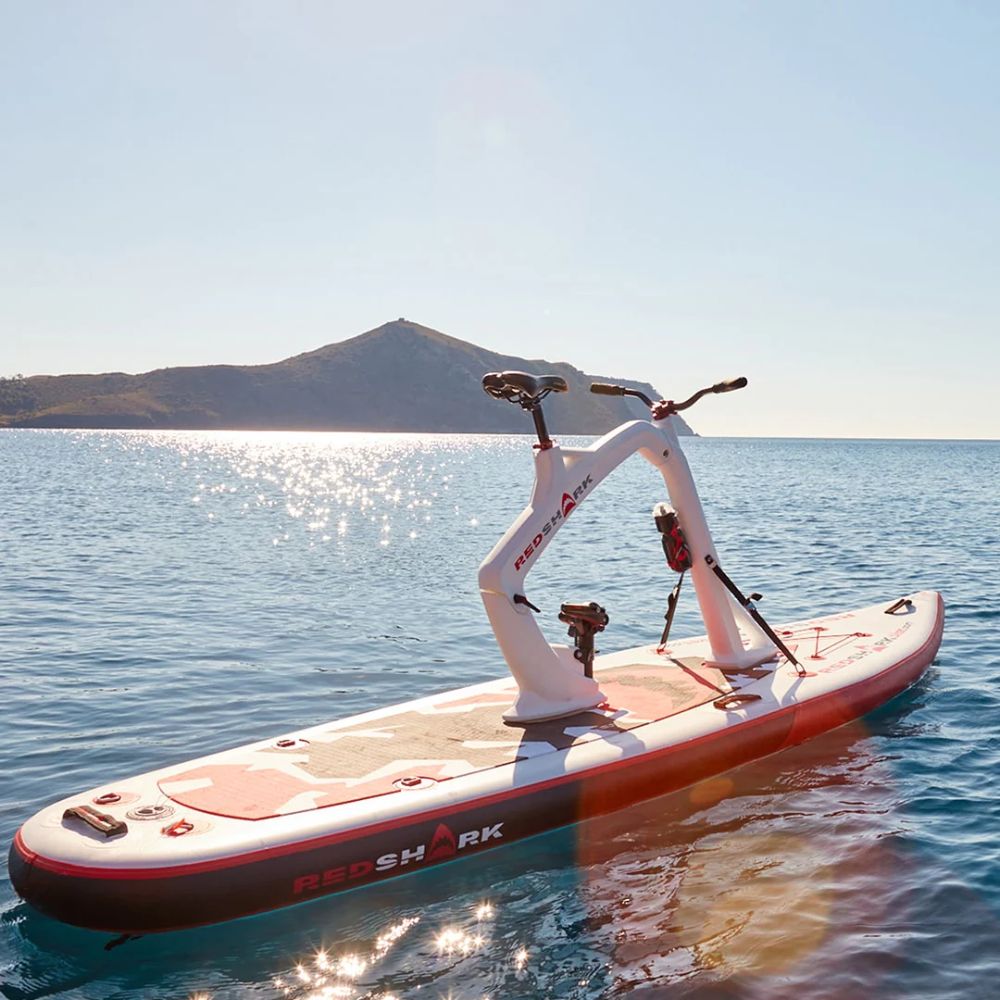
top-left (0, 430), bottom-right (997, 999)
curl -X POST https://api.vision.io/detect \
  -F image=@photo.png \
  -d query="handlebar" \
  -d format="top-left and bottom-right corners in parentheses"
top-left (589, 376), bottom-right (747, 417)
top-left (670, 376), bottom-right (748, 412)
top-left (590, 383), bottom-right (653, 407)
top-left (712, 376), bottom-right (748, 394)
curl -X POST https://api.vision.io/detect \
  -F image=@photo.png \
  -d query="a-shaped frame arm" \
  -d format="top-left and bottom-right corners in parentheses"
top-left (478, 417), bottom-right (774, 722)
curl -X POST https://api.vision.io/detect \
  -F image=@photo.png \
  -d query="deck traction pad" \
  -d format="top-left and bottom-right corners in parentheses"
top-left (158, 656), bottom-right (732, 819)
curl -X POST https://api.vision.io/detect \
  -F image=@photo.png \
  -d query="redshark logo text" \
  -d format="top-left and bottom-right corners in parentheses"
top-left (514, 475), bottom-right (593, 572)
top-left (291, 821), bottom-right (504, 895)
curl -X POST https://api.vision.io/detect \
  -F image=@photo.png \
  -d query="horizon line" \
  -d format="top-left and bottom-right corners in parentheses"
top-left (0, 427), bottom-right (996, 444)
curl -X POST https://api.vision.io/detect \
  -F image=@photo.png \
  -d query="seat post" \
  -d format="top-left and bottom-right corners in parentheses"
top-left (530, 405), bottom-right (552, 449)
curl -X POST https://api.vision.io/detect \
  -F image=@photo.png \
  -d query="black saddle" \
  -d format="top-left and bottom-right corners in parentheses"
top-left (482, 370), bottom-right (568, 407)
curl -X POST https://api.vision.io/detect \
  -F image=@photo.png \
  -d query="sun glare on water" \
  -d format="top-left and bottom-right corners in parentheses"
top-left (254, 898), bottom-right (518, 999)
top-left (122, 430), bottom-right (490, 555)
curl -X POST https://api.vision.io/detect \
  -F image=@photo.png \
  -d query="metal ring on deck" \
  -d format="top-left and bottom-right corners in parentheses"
top-left (162, 818), bottom-right (194, 838)
top-left (273, 737), bottom-right (310, 750)
top-left (393, 775), bottom-right (437, 790)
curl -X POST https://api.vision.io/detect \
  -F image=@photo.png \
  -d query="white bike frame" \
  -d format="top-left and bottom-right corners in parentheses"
top-left (479, 414), bottom-right (776, 722)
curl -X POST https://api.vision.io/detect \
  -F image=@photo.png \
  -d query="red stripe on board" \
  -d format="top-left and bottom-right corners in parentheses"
top-left (15, 595), bottom-right (943, 883)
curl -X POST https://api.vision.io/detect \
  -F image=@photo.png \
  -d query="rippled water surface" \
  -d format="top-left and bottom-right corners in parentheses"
top-left (1, 430), bottom-right (997, 999)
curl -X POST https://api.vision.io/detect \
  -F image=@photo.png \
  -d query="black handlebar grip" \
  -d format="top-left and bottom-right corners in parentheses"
top-left (590, 383), bottom-right (625, 396)
top-left (713, 376), bottom-right (748, 393)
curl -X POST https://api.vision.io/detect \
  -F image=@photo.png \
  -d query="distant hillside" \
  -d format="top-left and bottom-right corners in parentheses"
top-left (0, 320), bottom-right (694, 436)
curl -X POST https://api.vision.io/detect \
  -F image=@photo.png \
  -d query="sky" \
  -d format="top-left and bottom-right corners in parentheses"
top-left (1, 1), bottom-right (997, 438)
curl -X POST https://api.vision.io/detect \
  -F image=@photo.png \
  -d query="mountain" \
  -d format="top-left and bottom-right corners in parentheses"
top-left (0, 320), bottom-right (694, 436)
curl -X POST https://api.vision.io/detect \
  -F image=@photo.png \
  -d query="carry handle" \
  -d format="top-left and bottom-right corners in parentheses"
top-left (63, 805), bottom-right (128, 839)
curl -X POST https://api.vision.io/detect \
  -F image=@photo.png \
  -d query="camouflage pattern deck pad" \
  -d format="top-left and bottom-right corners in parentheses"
top-left (158, 656), bottom-right (733, 820)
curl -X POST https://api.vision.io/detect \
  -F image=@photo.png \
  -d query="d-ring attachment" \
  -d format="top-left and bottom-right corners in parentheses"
top-left (713, 693), bottom-right (762, 711)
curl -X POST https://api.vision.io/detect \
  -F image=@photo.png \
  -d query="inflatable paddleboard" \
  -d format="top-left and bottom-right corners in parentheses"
top-left (9, 373), bottom-right (944, 933)
top-left (11, 592), bottom-right (942, 933)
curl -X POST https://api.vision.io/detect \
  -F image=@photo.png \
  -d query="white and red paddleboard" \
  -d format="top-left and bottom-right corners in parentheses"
top-left (10, 590), bottom-right (943, 933)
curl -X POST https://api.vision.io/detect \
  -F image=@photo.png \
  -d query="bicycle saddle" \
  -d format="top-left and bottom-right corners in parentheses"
top-left (482, 371), bottom-right (569, 404)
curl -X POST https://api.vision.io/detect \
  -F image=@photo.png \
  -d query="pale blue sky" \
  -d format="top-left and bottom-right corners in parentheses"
top-left (2, 1), bottom-right (997, 437)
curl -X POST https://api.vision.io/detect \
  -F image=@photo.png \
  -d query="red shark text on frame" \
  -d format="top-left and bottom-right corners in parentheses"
top-left (514, 475), bottom-right (593, 571)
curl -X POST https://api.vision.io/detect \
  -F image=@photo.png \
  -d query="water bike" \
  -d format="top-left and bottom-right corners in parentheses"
top-left (9, 372), bottom-right (944, 934)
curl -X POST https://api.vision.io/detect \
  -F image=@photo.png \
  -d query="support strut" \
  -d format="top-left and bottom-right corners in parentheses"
top-left (705, 556), bottom-right (805, 674)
